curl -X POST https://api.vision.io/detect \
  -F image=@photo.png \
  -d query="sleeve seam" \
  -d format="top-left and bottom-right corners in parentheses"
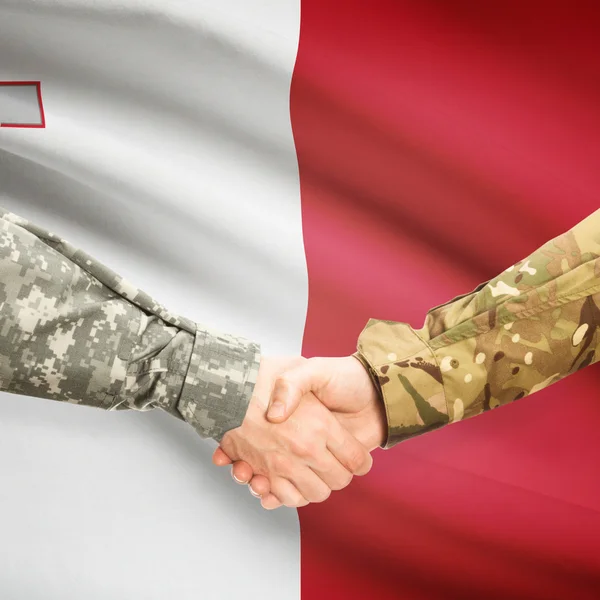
top-left (360, 336), bottom-right (449, 448)
top-left (108, 312), bottom-right (143, 411)
top-left (352, 352), bottom-right (393, 446)
top-left (429, 283), bottom-right (600, 350)
top-left (402, 326), bottom-right (449, 420)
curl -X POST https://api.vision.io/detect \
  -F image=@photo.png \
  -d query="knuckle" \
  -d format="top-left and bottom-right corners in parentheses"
top-left (313, 487), bottom-right (331, 504)
top-left (361, 456), bottom-right (374, 476)
top-left (310, 419), bottom-right (327, 439)
top-left (304, 440), bottom-right (320, 459)
top-left (274, 375), bottom-right (294, 396)
top-left (312, 455), bottom-right (330, 473)
top-left (281, 490), bottom-right (304, 508)
top-left (271, 478), bottom-right (306, 508)
top-left (269, 452), bottom-right (292, 474)
top-left (331, 472), bottom-right (353, 491)
top-left (288, 437), bottom-right (306, 457)
top-left (290, 437), bottom-right (317, 459)
top-left (346, 448), bottom-right (367, 474)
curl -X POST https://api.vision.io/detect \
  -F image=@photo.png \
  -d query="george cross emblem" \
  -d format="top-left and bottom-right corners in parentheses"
top-left (0, 81), bottom-right (46, 128)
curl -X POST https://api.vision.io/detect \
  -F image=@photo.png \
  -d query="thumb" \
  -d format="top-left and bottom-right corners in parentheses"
top-left (266, 358), bottom-right (329, 423)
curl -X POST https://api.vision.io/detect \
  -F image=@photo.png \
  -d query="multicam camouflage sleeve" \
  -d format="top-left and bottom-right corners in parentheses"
top-left (355, 210), bottom-right (600, 448)
top-left (0, 207), bottom-right (260, 442)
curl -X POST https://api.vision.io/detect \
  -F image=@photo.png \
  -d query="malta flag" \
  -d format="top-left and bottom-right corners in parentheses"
top-left (0, 1), bottom-right (599, 599)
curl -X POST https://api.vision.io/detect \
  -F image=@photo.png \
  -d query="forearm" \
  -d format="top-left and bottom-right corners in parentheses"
top-left (355, 210), bottom-right (600, 447)
top-left (0, 207), bottom-right (260, 441)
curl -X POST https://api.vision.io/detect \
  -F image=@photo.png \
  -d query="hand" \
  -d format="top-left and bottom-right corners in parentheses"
top-left (267, 356), bottom-right (386, 449)
top-left (213, 356), bottom-right (373, 508)
top-left (214, 355), bottom-right (387, 509)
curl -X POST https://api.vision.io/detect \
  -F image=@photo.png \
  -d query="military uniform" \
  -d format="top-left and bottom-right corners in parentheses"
top-left (2, 206), bottom-right (599, 450)
top-left (0, 207), bottom-right (261, 442)
top-left (356, 210), bottom-right (600, 447)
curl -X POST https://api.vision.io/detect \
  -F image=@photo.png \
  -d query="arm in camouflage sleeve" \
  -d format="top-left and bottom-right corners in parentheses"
top-left (355, 210), bottom-right (600, 448)
top-left (0, 207), bottom-right (260, 442)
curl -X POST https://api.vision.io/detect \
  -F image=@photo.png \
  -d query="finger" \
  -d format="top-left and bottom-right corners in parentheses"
top-left (326, 420), bottom-right (373, 477)
top-left (309, 451), bottom-right (354, 492)
top-left (218, 432), bottom-right (242, 464)
top-left (267, 358), bottom-right (330, 423)
top-left (260, 493), bottom-right (283, 510)
top-left (231, 461), bottom-right (254, 484)
top-left (212, 447), bottom-right (233, 466)
top-left (269, 476), bottom-right (310, 508)
top-left (248, 474), bottom-right (271, 497)
top-left (285, 467), bottom-right (332, 504)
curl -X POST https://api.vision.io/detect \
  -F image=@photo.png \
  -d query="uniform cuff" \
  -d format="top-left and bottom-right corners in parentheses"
top-left (177, 326), bottom-right (260, 442)
top-left (356, 319), bottom-right (449, 448)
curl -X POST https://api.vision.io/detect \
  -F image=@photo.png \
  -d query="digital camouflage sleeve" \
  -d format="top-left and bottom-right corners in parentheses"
top-left (0, 207), bottom-right (260, 442)
top-left (355, 210), bottom-right (600, 448)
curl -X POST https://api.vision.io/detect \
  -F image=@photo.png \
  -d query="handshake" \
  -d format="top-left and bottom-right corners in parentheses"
top-left (3, 207), bottom-right (592, 511)
top-left (212, 356), bottom-right (387, 510)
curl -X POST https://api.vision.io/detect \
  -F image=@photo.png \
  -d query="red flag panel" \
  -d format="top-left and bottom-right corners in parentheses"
top-left (292, 2), bottom-right (600, 598)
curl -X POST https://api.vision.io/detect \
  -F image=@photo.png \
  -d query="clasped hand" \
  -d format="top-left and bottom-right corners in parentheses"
top-left (212, 356), bottom-right (386, 510)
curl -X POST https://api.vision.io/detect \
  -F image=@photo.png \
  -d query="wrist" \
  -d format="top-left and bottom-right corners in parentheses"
top-left (364, 395), bottom-right (387, 451)
top-left (349, 355), bottom-right (387, 450)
